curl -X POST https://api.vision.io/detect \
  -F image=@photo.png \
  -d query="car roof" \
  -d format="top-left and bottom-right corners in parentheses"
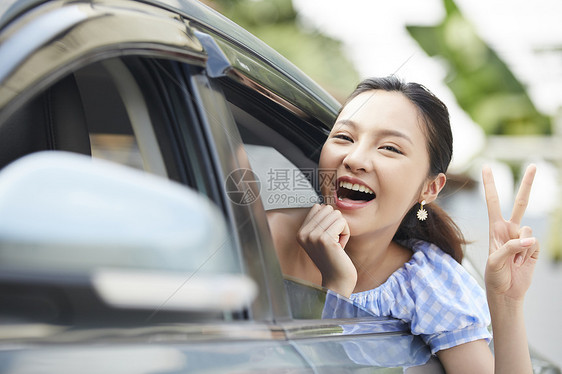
top-left (0, 0), bottom-right (341, 128)
top-left (152, 0), bottom-right (341, 110)
top-left (0, 0), bottom-right (43, 28)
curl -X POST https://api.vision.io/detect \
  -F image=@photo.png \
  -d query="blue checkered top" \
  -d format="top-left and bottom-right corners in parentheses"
top-left (349, 240), bottom-right (491, 354)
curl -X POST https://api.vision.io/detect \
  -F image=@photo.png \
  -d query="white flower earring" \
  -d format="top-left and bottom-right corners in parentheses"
top-left (417, 200), bottom-right (428, 221)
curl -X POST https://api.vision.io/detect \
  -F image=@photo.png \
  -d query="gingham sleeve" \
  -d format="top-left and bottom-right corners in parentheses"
top-left (393, 241), bottom-right (491, 353)
top-left (351, 240), bottom-right (491, 354)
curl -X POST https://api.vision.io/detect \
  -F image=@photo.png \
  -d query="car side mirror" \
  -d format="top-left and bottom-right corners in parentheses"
top-left (0, 152), bottom-right (256, 314)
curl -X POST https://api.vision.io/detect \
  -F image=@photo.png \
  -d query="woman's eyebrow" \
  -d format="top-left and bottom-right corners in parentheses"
top-left (333, 119), bottom-right (357, 129)
top-left (376, 129), bottom-right (413, 145)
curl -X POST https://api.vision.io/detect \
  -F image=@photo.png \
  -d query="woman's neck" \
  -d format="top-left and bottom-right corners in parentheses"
top-left (344, 228), bottom-right (412, 292)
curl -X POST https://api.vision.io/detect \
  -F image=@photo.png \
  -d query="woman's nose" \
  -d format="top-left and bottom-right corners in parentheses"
top-left (343, 144), bottom-right (370, 172)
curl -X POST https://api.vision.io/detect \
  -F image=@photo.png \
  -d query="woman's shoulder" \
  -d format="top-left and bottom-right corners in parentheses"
top-left (355, 240), bottom-right (478, 302)
top-left (402, 241), bottom-right (492, 352)
top-left (404, 240), bottom-right (464, 275)
top-left (353, 240), bottom-right (491, 354)
top-left (400, 241), bottom-right (488, 311)
top-left (395, 241), bottom-right (475, 295)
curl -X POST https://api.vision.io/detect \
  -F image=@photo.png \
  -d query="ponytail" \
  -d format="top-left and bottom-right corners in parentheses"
top-left (394, 202), bottom-right (465, 263)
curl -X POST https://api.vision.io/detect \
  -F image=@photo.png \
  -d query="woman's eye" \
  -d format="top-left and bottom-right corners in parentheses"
top-left (380, 145), bottom-right (403, 154)
top-left (333, 134), bottom-right (353, 142)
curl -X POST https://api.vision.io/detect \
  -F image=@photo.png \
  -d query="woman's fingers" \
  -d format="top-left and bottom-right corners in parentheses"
top-left (301, 204), bottom-right (336, 236)
top-left (516, 226), bottom-right (533, 264)
top-left (489, 236), bottom-right (536, 271)
top-left (509, 164), bottom-right (536, 225)
top-left (297, 205), bottom-right (355, 296)
top-left (482, 166), bottom-right (502, 224)
top-left (301, 203), bottom-right (324, 227)
top-left (298, 204), bottom-right (348, 248)
top-left (519, 226), bottom-right (540, 263)
top-left (483, 165), bottom-right (537, 252)
top-left (330, 214), bottom-right (350, 248)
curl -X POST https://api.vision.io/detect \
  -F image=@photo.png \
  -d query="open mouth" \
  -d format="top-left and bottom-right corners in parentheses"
top-left (337, 181), bottom-right (376, 202)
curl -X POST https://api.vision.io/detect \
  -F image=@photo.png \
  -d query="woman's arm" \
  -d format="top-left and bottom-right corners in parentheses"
top-left (436, 339), bottom-right (494, 373)
top-left (266, 206), bottom-right (350, 290)
top-left (487, 291), bottom-right (532, 374)
top-left (436, 165), bottom-right (538, 374)
top-left (482, 164), bottom-right (538, 374)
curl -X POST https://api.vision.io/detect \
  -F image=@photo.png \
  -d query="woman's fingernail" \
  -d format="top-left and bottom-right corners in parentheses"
top-left (521, 237), bottom-right (535, 247)
top-left (516, 254), bottom-right (524, 265)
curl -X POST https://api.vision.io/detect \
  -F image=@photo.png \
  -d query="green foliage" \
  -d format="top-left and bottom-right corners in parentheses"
top-left (205, 0), bottom-right (360, 102)
top-left (407, 0), bottom-right (551, 135)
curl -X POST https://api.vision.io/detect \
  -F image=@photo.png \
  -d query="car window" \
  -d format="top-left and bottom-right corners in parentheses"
top-left (217, 79), bottom-right (329, 211)
top-left (0, 56), bottom-right (245, 323)
top-left (0, 57), bottom-right (205, 186)
top-left (0, 60), bottom-right (151, 172)
top-left (76, 60), bottom-right (163, 175)
top-left (215, 78), bottom-right (395, 321)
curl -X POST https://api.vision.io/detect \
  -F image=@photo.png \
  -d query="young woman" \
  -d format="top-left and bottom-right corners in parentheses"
top-left (267, 76), bottom-right (539, 373)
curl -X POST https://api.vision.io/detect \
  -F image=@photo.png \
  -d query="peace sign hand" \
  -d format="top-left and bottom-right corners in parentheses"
top-left (482, 164), bottom-right (540, 303)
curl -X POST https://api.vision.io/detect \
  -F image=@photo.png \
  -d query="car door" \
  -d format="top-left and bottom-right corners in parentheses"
top-left (0, 1), bottom-right (315, 373)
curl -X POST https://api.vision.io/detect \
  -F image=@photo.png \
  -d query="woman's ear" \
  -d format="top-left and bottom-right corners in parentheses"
top-left (420, 173), bottom-right (447, 204)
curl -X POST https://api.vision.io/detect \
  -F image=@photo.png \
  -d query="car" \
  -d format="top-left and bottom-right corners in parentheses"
top-left (0, 0), bottom-right (559, 373)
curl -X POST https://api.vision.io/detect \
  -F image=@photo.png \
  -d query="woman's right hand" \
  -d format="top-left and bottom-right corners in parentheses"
top-left (481, 163), bottom-right (538, 374)
top-left (482, 164), bottom-right (539, 305)
top-left (296, 204), bottom-right (356, 297)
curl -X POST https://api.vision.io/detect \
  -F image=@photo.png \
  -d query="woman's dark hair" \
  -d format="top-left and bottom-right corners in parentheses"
top-left (345, 76), bottom-right (465, 263)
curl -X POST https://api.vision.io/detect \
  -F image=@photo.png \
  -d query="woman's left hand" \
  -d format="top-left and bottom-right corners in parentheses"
top-left (482, 164), bottom-right (539, 304)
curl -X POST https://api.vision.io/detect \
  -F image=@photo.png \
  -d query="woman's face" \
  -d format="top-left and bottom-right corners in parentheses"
top-left (319, 89), bottom-right (434, 238)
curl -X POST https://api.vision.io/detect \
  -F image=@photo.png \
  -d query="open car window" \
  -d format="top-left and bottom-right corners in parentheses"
top-left (216, 78), bottom-right (398, 322)
top-left (244, 144), bottom-right (320, 210)
top-left (216, 79), bottom-right (329, 211)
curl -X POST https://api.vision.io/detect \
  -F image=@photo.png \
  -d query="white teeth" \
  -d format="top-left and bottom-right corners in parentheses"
top-left (338, 181), bottom-right (374, 195)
